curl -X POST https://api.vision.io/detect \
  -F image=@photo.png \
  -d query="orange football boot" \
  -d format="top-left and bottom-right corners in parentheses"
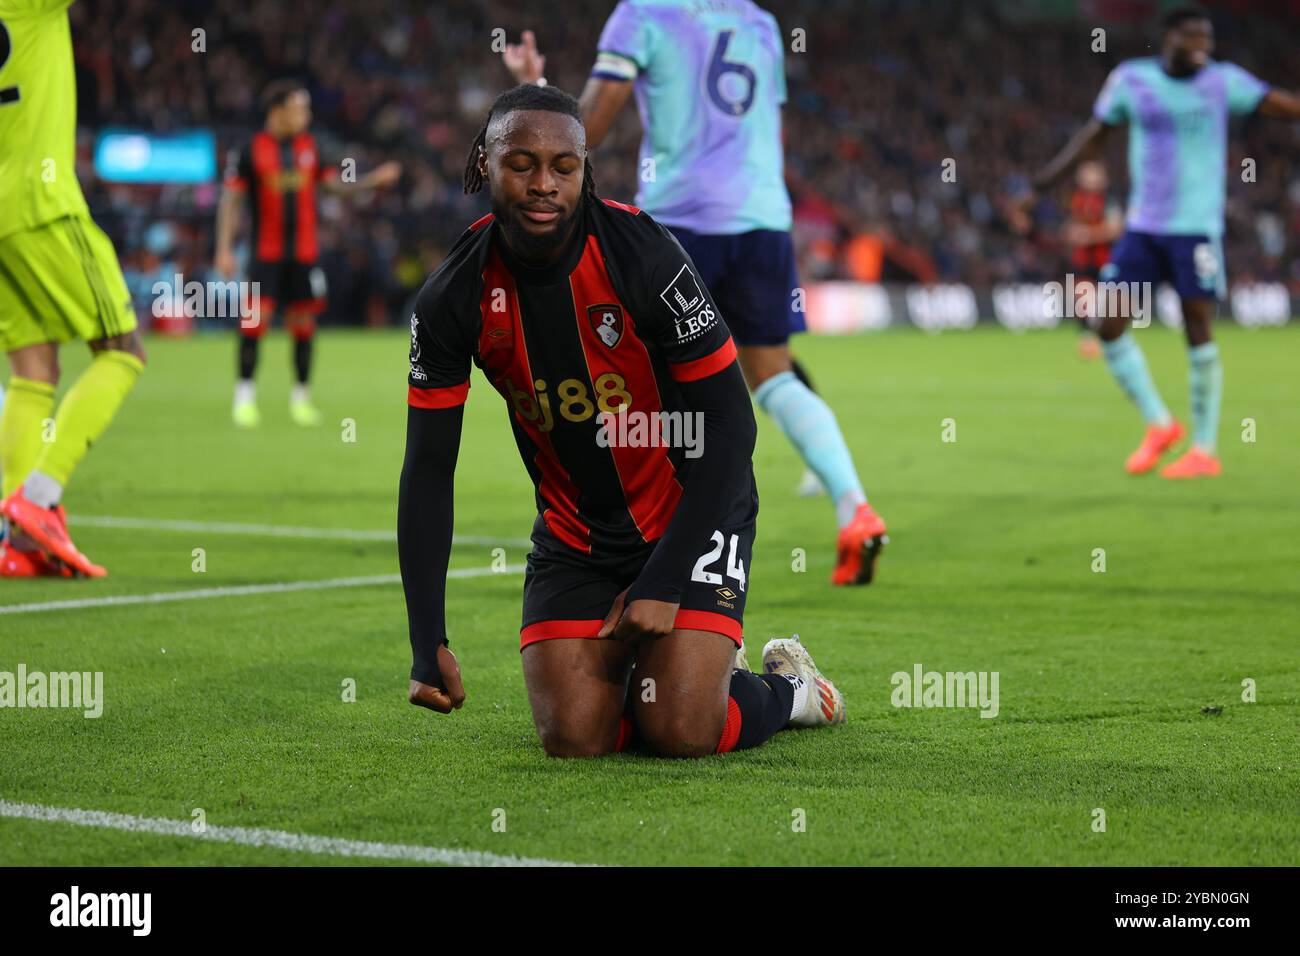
top-left (831, 502), bottom-right (888, 586)
top-left (0, 491), bottom-right (106, 577)
top-left (1160, 447), bottom-right (1221, 479)
top-left (1124, 419), bottom-right (1185, 475)
top-left (0, 543), bottom-right (74, 578)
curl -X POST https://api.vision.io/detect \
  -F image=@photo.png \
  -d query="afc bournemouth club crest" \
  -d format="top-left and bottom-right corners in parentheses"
top-left (588, 304), bottom-right (624, 349)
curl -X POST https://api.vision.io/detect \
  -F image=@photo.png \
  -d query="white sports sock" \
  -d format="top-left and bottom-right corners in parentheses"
top-left (234, 380), bottom-right (256, 405)
top-left (776, 672), bottom-right (810, 723)
top-left (23, 469), bottom-right (63, 509)
top-left (291, 384), bottom-right (310, 404)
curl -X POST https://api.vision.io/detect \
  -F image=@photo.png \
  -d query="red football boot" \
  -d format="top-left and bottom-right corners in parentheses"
top-left (0, 490), bottom-right (107, 578)
top-left (0, 542), bottom-right (74, 578)
top-left (1160, 447), bottom-right (1222, 479)
top-left (1125, 419), bottom-right (1184, 475)
top-left (831, 502), bottom-right (888, 586)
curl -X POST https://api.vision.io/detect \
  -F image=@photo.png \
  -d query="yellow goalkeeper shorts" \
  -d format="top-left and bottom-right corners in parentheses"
top-left (0, 214), bottom-right (137, 352)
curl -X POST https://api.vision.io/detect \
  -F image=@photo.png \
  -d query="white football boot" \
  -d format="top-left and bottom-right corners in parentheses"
top-left (794, 468), bottom-right (826, 498)
top-left (761, 634), bottom-right (846, 727)
top-left (733, 641), bottom-right (751, 673)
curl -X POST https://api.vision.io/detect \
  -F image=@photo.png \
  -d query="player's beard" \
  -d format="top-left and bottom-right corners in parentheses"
top-left (493, 196), bottom-right (581, 267)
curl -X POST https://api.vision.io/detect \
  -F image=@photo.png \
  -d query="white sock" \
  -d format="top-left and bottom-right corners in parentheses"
top-left (776, 672), bottom-right (810, 723)
top-left (234, 380), bottom-right (256, 405)
top-left (23, 470), bottom-right (63, 509)
top-left (291, 384), bottom-right (310, 404)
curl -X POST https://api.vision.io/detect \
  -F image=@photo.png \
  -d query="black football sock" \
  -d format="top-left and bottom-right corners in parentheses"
top-left (715, 669), bottom-right (796, 753)
top-left (293, 336), bottom-right (313, 386)
top-left (238, 336), bottom-right (259, 381)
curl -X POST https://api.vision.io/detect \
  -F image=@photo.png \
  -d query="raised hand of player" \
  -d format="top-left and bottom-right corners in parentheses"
top-left (502, 29), bottom-right (546, 85)
top-left (369, 160), bottom-right (402, 189)
top-left (407, 644), bottom-right (465, 714)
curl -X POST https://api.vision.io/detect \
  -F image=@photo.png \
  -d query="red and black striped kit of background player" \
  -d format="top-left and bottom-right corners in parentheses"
top-left (1070, 186), bottom-right (1113, 280)
top-left (223, 131), bottom-right (333, 336)
top-left (407, 196), bottom-right (759, 651)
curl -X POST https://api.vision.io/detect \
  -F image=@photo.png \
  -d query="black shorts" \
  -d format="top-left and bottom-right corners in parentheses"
top-left (244, 259), bottom-right (327, 335)
top-left (519, 520), bottom-right (755, 650)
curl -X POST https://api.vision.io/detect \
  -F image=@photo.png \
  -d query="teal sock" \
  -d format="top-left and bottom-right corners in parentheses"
top-left (1102, 333), bottom-right (1170, 426)
top-left (753, 371), bottom-right (865, 527)
top-left (1188, 342), bottom-right (1222, 453)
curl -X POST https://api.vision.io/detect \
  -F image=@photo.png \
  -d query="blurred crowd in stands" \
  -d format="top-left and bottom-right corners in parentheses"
top-left (71, 0), bottom-right (1300, 327)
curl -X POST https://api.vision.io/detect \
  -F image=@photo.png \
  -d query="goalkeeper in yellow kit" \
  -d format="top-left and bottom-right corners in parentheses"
top-left (0, 0), bottom-right (144, 578)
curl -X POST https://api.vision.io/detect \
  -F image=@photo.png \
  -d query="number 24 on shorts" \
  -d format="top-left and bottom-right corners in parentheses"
top-left (692, 531), bottom-right (747, 592)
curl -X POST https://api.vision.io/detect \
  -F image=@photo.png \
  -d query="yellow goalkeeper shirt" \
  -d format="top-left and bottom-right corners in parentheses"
top-left (0, 0), bottom-right (89, 241)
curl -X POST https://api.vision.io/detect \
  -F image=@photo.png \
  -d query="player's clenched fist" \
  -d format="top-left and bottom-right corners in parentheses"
top-left (615, 599), bottom-right (678, 643)
top-left (408, 644), bottom-right (465, 714)
top-left (598, 586), bottom-right (678, 644)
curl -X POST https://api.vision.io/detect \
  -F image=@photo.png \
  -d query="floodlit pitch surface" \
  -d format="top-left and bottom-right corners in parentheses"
top-left (2, 324), bottom-right (1296, 866)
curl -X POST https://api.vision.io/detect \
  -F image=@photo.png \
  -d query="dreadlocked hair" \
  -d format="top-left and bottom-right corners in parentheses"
top-left (463, 84), bottom-right (599, 199)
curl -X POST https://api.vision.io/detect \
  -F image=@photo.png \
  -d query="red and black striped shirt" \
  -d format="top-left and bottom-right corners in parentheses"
top-left (1070, 187), bottom-right (1113, 274)
top-left (224, 131), bottom-right (334, 264)
top-left (408, 197), bottom-right (753, 562)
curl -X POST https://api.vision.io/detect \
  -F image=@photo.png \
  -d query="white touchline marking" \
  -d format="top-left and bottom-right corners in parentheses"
top-left (71, 515), bottom-right (532, 548)
top-left (0, 799), bottom-right (592, 867)
top-left (0, 565), bottom-right (524, 616)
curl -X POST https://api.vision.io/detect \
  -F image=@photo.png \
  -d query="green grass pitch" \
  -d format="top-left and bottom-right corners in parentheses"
top-left (2, 323), bottom-right (1297, 866)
